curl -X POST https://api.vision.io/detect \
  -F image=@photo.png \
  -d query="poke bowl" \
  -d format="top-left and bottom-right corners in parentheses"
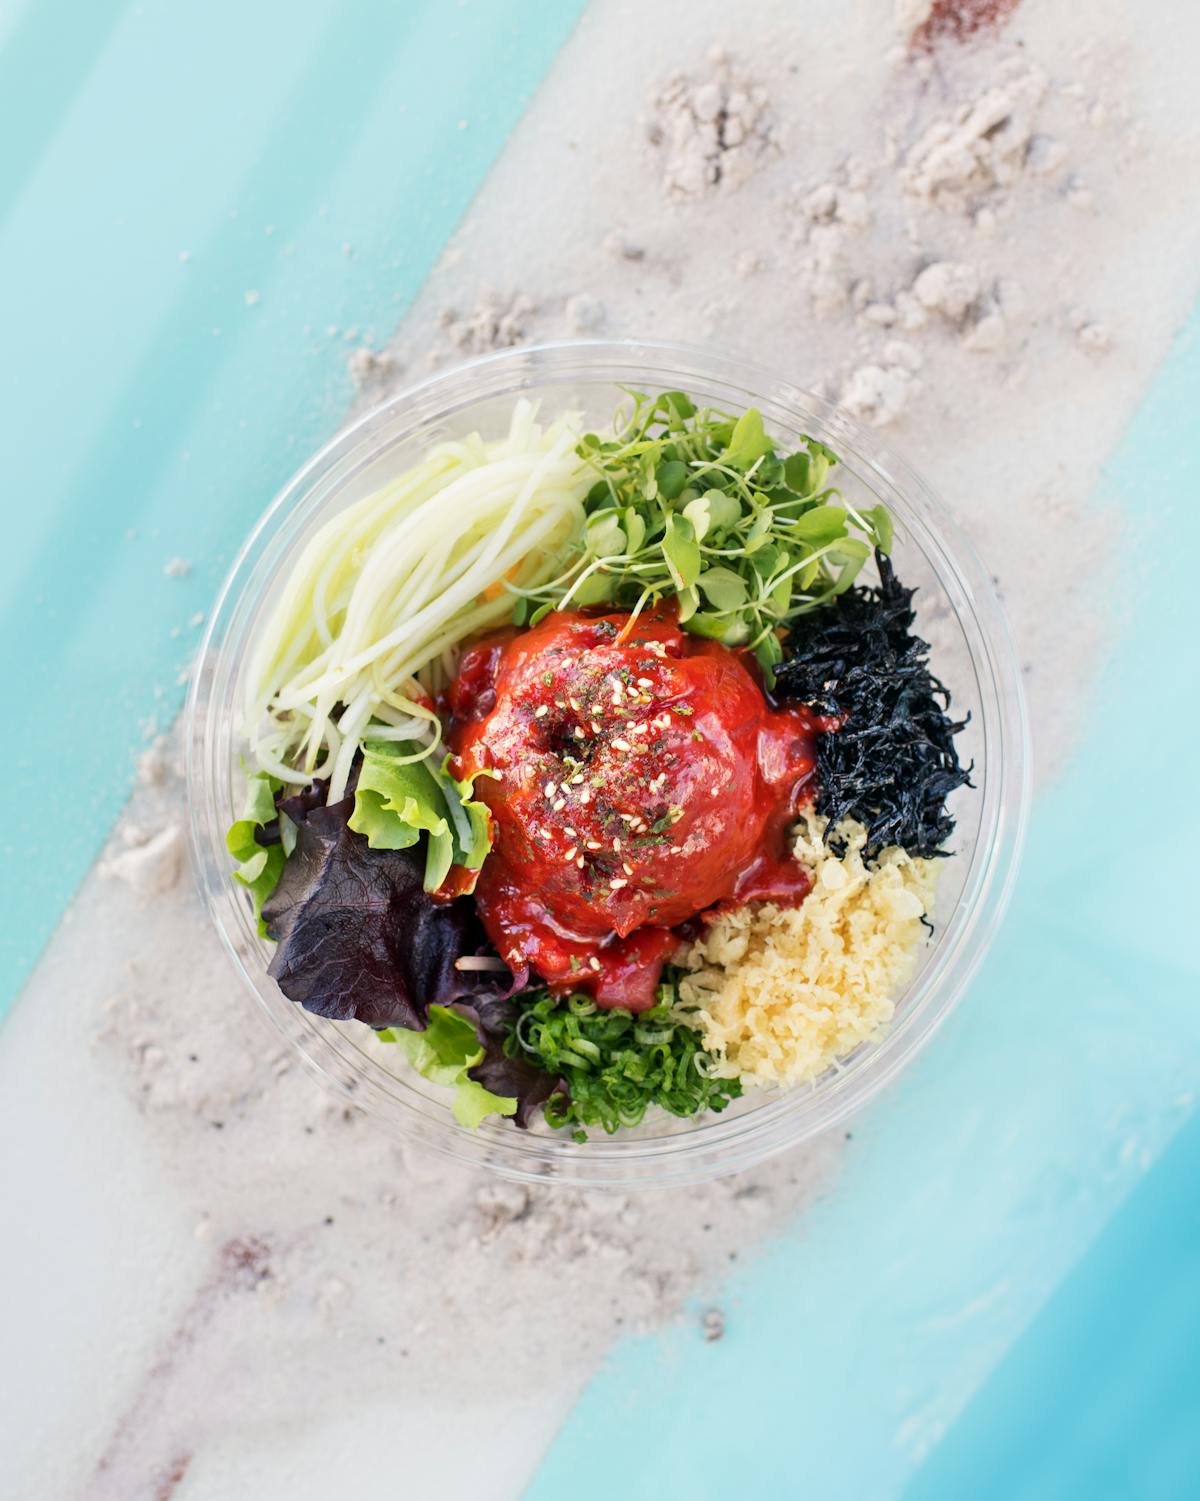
top-left (186, 340), bottom-right (1029, 1188)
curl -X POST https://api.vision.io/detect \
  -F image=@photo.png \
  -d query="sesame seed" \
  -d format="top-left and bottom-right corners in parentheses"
top-left (632, 722), bottom-right (649, 736)
top-left (591, 721), bottom-right (602, 734)
top-left (544, 781), bottom-right (557, 798)
top-left (570, 773), bottom-right (584, 784)
top-left (534, 704), bottom-right (549, 718)
top-left (576, 856), bottom-right (585, 869)
top-left (569, 697), bottom-right (582, 711)
top-left (586, 840), bottom-right (602, 850)
top-left (580, 788), bottom-right (592, 805)
top-left (710, 784), bottom-right (720, 795)
top-left (588, 956), bottom-right (601, 971)
top-left (563, 846), bottom-right (578, 860)
top-left (637, 677), bottom-right (653, 688)
top-left (555, 699), bottom-right (566, 709)
top-left (610, 878), bottom-right (627, 890)
top-left (553, 798), bottom-right (566, 811)
top-left (623, 861), bottom-right (634, 876)
top-left (573, 726), bottom-right (585, 740)
top-left (613, 836), bottom-right (622, 851)
top-left (564, 827), bottom-right (577, 837)
top-left (620, 814), bottom-right (635, 824)
top-left (612, 738), bottom-right (632, 752)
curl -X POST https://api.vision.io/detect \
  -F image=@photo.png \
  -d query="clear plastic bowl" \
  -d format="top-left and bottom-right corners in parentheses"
top-left (186, 340), bottom-right (1030, 1189)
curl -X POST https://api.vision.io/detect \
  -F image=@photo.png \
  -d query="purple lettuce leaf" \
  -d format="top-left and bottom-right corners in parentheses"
top-left (262, 797), bottom-right (511, 1031)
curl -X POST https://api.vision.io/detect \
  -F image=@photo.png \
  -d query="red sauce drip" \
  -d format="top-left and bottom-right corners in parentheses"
top-left (448, 610), bottom-right (822, 1011)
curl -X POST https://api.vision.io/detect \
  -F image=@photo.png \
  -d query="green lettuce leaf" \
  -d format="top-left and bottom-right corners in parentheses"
top-left (349, 741), bottom-right (493, 893)
top-left (378, 1005), bottom-right (516, 1129)
top-left (225, 771), bottom-right (286, 935)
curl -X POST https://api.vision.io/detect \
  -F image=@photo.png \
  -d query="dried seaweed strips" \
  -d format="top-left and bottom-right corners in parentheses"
top-left (774, 550), bottom-right (971, 860)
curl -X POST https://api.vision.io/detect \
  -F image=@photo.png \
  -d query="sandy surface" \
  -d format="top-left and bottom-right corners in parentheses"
top-left (366, 0), bottom-right (1200, 782)
top-left (4, 1), bottom-right (1200, 1496)
top-left (1, 728), bottom-right (838, 1498)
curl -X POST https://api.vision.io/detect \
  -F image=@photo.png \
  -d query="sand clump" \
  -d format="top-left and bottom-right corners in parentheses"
top-left (646, 47), bottom-right (778, 200)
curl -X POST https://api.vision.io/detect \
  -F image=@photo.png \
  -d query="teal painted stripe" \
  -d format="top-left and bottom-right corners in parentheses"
top-left (523, 309), bottom-right (1200, 1501)
top-left (902, 1108), bottom-right (1200, 1501)
top-left (897, 309), bottom-right (1200, 1501)
top-left (0, 0), bottom-right (130, 228)
top-left (0, 0), bottom-right (586, 1014)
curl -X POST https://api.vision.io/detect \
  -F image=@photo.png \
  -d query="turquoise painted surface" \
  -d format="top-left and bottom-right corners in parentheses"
top-left (903, 1108), bottom-right (1200, 1501)
top-left (523, 313), bottom-right (1200, 1501)
top-left (0, 0), bottom-right (585, 1013)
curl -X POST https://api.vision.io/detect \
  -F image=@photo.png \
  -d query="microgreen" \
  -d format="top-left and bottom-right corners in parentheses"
top-left (511, 391), bottom-right (892, 683)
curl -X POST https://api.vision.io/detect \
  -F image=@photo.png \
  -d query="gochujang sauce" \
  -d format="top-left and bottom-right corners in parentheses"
top-left (448, 610), bottom-right (825, 1011)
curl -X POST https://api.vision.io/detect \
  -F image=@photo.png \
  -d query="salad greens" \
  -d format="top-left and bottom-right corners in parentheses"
top-left (512, 390), bottom-right (892, 682)
top-left (503, 986), bottom-right (741, 1141)
top-left (349, 741), bottom-right (493, 893)
top-left (221, 387), bottom-right (943, 1144)
top-left (225, 770), bottom-right (287, 935)
top-left (378, 1006), bottom-right (516, 1129)
top-left (262, 795), bottom-right (518, 1033)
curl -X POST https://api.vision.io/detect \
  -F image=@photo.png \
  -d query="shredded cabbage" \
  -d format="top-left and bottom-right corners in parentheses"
top-left (241, 400), bottom-right (589, 800)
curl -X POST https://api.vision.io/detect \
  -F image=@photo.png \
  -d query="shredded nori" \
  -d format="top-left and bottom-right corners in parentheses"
top-left (774, 550), bottom-right (971, 861)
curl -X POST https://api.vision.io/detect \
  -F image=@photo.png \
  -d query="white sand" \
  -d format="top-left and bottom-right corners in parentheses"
top-left (1, 727), bottom-right (838, 1497)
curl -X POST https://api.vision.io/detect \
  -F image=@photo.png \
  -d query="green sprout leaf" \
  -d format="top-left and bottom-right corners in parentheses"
top-left (788, 503), bottom-right (851, 544)
top-left (623, 507), bottom-right (647, 553)
top-left (754, 628), bottom-right (785, 682)
top-left (537, 389), bottom-right (894, 655)
top-left (656, 459), bottom-right (689, 500)
top-left (675, 582), bottom-right (701, 623)
top-left (662, 512), bottom-right (701, 590)
top-left (864, 503), bottom-right (894, 554)
top-left (572, 571), bottom-right (617, 607)
top-left (697, 566), bottom-right (749, 612)
top-left (705, 490), bottom-right (743, 533)
top-left (721, 408), bottom-right (775, 470)
top-left (681, 493), bottom-right (712, 541)
top-left (586, 513), bottom-right (627, 558)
